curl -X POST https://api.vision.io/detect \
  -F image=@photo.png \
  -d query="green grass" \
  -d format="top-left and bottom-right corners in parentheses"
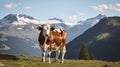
top-left (0, 54), bottom-right (120, 67)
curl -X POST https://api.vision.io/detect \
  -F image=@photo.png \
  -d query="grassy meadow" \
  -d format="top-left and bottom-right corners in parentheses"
top-left (0, 54), bottom-right (120, 67)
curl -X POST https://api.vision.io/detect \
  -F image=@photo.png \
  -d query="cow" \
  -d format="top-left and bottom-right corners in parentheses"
top-left (37, 24), bottom-right (66, 64)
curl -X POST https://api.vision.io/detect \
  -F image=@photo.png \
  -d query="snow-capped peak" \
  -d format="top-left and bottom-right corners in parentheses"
top-left (13, 14), bottom-right (40, 25)
top-left (81, 14), bottom-right (106, 26)
top-left (48, 18), bottom-right (64, 22)
top-left (67, 14), bottom-right (106, 43)
top-left (95, 14), bottom-right (106, 19)
top-left (0, 14), bottom-right (40, 26)
top-left (48, 18), bottom-right (74, 26)
top-left (16, 14), bottom-right (34, 20)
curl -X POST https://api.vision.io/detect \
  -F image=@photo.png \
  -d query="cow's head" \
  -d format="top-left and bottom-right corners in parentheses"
top-left (37, 24), bottom-right (55, 37)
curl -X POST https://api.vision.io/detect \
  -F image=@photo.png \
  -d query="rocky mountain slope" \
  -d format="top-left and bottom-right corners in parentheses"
top-left (66, 16), bottom-right (120, 61)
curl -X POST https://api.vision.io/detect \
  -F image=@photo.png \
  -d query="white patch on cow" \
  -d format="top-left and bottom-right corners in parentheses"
top-left (42, 52), bottom-right (46, 62)
top-left (42, 24), bottom-right (51, 36)
top-left (48, 51), bottom-right (52, 63)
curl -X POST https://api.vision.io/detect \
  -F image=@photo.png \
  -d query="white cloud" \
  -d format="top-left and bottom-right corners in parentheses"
top-left (68, 15), bottom-right (78, 21)
top-left (67, 13), bottom-right (86, 22)
top-left (24, 6), bottom-right (32, 10)
top-left (91, 4), bottom-right (120, 12)
top-left (4, 3), bottom-right (17, 8)
top-left (114, 4), bottom-right (120, 12)
top-left (91, 4), bottom-right (110, 11)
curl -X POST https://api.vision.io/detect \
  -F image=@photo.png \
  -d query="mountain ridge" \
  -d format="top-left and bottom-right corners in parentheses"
top-left (66, 16), bottom-right (120, 61)
top-left (66, 14), bottom-right (106, 43)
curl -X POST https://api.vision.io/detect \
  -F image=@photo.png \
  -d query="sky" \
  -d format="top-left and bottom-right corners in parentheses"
top-left (0, 0), bottom-right (120, 23)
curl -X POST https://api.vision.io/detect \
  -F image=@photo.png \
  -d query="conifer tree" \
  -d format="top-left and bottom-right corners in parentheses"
top-left (79, 42), bottom-right (89, 60)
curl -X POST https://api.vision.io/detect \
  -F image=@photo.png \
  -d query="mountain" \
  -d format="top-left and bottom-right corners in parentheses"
top-left (49, 18), bottom-right (64, 22)
top-left (0, 14), bottom-right (40, 27)
top-left (0, 14), bottom-right (71, 56)
top-left (66, 14), bottom-right (106, 43)
top-left (47, 18), bottom-right (72, 30)
top-left (0, 14), bottom-right (41, 56)
top-left (66, 16), bottom-right (120, 61)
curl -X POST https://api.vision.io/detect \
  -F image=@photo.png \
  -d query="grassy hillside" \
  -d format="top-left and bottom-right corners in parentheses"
top-left (0, 54), bottom-right (120, 67)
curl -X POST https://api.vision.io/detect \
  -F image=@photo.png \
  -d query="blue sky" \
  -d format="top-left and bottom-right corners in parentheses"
top-left (0, 0), bottom-right (120, 23)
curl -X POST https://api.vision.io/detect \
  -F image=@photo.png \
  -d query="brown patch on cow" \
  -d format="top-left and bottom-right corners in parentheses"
top-left (46, 29), bottom-right (66, 47)
top-left (38, 30), bottom-right (45, 45)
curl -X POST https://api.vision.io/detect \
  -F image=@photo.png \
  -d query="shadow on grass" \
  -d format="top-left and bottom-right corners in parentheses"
top-left (0, 54), bottom-right (19, 60)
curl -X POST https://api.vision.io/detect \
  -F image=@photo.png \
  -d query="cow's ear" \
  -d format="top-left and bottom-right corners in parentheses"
top-left (50, 26), bottom-right (55, 30)
top-left (37, 25), bottom-right (43, 30)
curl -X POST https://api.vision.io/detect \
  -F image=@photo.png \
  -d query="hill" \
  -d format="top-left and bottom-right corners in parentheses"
top-left (66, 17), bottom-right (120, 61)
top-left (0, 54), bottom-right (120, 67)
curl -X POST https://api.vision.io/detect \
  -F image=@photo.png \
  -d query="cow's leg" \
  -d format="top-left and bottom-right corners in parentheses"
top-left (39, 45), bottom-right (46, 62)
top-left (48, 50), bottom-right (51, 64)
top-left (42, 51), bottom-right (46, 62)
top-left (61, 46), bottom-right (66, 64)
top-left (54, 50), bottom-right (60, 62)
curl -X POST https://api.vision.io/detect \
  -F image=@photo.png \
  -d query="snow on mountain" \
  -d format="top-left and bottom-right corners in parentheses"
top-left (16, 14), bottom-right (41, 25)
top-left (0, 13), bottom-right (106, 43)
top-left (0, 14), bottom-right (41, 27)
top-left (66, 14), bottom-right (106, 43)
top-left (48, 18), bottom-right (73, 30)
top-left (49, 18), bottom-right (64, 22)
top-left (0, 14), bottom-right (72, 30)
top-left (0, 14), bottom-right (73, 42)
top-left (0, 13), bottom-right (106, 44)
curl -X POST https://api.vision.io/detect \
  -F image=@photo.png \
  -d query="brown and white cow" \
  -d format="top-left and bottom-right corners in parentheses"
top-left (37, 24), bottom-right (66, 64)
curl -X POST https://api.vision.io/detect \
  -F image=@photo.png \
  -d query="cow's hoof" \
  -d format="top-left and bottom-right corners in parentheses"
top-left (42, 60), bottom-right (45, 63)
top-left (60, 61), bottom-right (64, 64)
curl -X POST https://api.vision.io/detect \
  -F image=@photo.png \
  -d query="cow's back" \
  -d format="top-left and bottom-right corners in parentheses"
top-left (47, 29), bottom-right (66, 46)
